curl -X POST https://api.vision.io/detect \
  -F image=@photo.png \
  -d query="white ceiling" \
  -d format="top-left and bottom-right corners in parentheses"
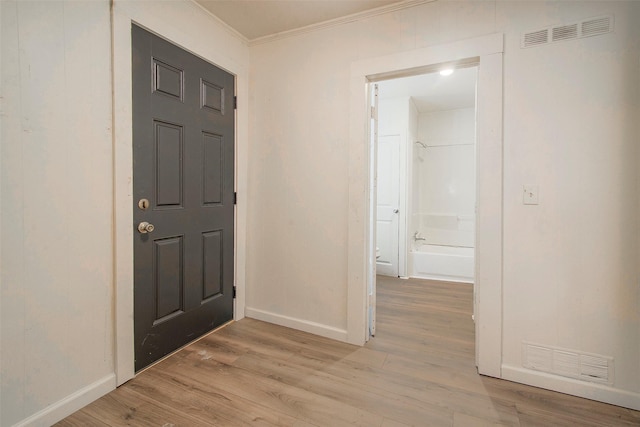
top-left (378, 67), bottom-right (478, 113)
top-left (195, 0), bottom-right (404, 41)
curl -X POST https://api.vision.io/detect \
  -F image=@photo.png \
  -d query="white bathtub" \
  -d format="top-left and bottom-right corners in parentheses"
top-left (410, 244), bottom-right (474, 283)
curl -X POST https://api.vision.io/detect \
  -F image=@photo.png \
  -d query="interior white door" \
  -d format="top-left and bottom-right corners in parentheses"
top-left (376, 134), bottom-right (400, 277)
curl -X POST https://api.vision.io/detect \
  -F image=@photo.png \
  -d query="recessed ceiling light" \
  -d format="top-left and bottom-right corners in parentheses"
top-left (439, 68), bottom-right (454, 76)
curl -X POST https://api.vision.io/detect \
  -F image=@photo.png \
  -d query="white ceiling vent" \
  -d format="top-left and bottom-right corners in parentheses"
top-left (523, 342), bottom-right (614, 385)
top-left (521, 15), bottom-right (613, 48)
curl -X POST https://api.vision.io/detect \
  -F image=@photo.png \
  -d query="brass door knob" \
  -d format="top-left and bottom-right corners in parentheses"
top-left (138, 222), bottom-right (155, 234)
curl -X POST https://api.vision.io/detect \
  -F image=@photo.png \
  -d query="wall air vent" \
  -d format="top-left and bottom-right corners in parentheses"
top-left (522, 29), bottom-right (549, 48)
top-left (521, 15), bottom-right (613, 48)
top-left (523, 342), bottom-right (613, 385)
top-left (581, 16), bottom-right (613, 38)
top-left (552, 24), bottom-right (578, 42)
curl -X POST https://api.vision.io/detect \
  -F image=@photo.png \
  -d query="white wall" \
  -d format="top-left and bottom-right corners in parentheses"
top-left (248, 0), bottom-right (640, 408)
top-left (499, 1), bottom-right (640, 402)
top-left (1, 0), bottom-right (250, 425)
top-left (1, 2), bottom-right (114, 425)
top-left (416, 107), bottom-right (475, 247)
top-left (245, 30), bottom-right (352, 337)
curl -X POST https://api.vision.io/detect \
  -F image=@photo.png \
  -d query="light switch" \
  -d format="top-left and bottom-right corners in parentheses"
top-left (523, 185), bottom-right (539, 205)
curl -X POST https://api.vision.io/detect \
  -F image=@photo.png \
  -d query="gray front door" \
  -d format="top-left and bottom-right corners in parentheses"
top-left (132, 25), bottom-right (235, 371)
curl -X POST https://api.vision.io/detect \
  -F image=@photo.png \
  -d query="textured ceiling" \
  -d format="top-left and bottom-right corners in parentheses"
top-left (195, 0), bottom-right (403, 41)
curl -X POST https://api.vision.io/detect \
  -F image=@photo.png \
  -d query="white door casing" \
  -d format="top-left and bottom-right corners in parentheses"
top-left (367, 83), bottom-right (378, 338)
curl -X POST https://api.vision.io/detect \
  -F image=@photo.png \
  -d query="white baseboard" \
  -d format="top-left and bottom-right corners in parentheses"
top-left (14, 374), bottom-right (116, 427)
top-left (502, 365), bottom-right (640, 411)
top-left (245, 307), bottom-right (348, 342)
top-left (410, 274), bottom-right (473, 284)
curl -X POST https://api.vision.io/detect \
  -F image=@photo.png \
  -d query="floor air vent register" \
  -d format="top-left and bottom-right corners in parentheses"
top-left (523, 342), bottom-right (613, 385)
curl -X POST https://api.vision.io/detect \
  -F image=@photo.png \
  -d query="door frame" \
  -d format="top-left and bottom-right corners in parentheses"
top-left (112, 2), bottom-right (248, 385)
top-left (347, 33), bottom-right (504, 378)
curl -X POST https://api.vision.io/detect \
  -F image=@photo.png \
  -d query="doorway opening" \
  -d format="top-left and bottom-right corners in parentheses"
top-left (369, 64), bottom-right (478, 341)
top-left (348, 33), bottom-right (503, 376)
top-left (374, 66), bottom-right (478, 283)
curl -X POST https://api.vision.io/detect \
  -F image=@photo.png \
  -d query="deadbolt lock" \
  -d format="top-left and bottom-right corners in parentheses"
top-left (138, 222), bottom-right (155, 234)
top-left (138, 198), bottom-right (150, 210)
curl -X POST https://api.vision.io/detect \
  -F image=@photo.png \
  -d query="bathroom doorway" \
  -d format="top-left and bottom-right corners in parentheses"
top-left (375, 66), bottom-right (478, 283)
top-left (350, 34), bottom-right (504, 374)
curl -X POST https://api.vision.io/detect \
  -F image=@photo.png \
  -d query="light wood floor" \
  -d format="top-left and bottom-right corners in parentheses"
top-left (58, 276), bottom-right (640, 426)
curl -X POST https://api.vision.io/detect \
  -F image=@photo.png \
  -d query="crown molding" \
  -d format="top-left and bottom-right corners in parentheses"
top-left (248, 0), bottom-right (436, 46)
top-left (189, 0), bottom-right (250, 45)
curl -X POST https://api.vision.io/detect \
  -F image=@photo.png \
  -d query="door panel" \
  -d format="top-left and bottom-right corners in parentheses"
top-left (155, 121), bottom-right (183, 207)
top-left (154, 236), bottom-right (183, 321)
top-left (132, 25), bottom-right (235, 371)
top-left (202, 230), bottom-right (223, 299)
top-left (376, 134), bottom-right (400, 277)
top-left (202, 133), bottom-right (223, 205)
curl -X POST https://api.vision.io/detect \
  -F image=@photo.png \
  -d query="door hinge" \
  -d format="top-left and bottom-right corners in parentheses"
top-left (234, 96), bottom-right (237, 110)
top-left (233, 286), bottom-right (237, 298)
top-left (233, 192), bottom-right (237, 205)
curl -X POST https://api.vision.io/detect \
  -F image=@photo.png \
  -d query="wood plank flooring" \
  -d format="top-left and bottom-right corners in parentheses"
top-left (58, 276), bottom-right (640, 426)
